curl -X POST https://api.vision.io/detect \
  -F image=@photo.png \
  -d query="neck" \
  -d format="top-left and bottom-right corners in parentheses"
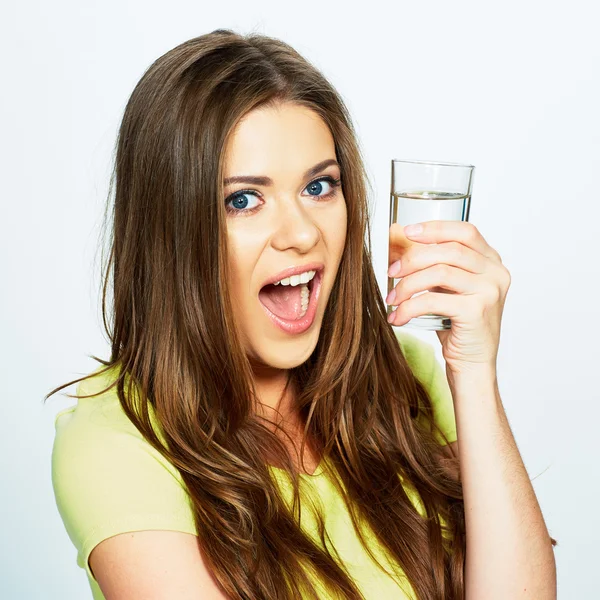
top-left (250, 370), bottom-right (319, 472)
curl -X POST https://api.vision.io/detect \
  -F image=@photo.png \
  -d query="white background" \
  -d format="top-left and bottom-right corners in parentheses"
top-left (2, 0), bottom-right (598, 598)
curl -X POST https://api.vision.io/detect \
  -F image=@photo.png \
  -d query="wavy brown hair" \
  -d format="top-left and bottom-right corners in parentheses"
top-left (46, 29), bottom-right (470, 599)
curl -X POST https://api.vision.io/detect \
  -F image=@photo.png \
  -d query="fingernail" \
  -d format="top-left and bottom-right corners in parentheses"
top-left (387, 310), bottom-right (396, 323)
top-left (386, 289), bottom-right (396, 304)
top-left (388, 260), bottom-right (402, 278)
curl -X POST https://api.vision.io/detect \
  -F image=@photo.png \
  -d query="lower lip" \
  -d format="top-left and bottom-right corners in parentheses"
top-left (259, 270), bottom-right (323, 335)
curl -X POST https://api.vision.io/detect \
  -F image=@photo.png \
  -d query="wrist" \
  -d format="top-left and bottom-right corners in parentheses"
top-left (445, 363), bottom-right (498, 392)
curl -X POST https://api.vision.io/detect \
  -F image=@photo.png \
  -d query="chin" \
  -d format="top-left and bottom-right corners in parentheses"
top-left (254, 331), bottom-right (321, 370)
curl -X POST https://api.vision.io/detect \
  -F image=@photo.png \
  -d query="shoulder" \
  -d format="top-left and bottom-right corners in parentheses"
top-left (52, 364), bottom-right (182, 490)
top-left (51, 364), bottom-right (197, 582)
top-left (53, 364), bottom-right (136, 448)
top-left (392, 329), bottom-right (457, 445)
top-left (393, 329), bottom-right (442, 392)
top-left (393, 329), bottom-right (435, 379)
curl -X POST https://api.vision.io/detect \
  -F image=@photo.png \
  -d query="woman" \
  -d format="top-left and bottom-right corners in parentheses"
top-left (47, 29), bottom-right (556, 600)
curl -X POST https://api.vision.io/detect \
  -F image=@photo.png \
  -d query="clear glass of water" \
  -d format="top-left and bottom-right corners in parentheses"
top-left (388, 159), bottom-right (475, 331)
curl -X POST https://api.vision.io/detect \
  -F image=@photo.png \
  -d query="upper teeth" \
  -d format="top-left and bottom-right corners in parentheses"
top-left (273, 270), bottom-right (316, 286)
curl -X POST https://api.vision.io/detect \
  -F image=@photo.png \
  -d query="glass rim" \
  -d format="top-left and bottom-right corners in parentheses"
top-left (392, 158), bottom-right (475, 169)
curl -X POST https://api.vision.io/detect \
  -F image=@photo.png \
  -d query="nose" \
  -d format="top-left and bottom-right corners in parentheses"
top-left (270, 195), bottom-right (320, 253)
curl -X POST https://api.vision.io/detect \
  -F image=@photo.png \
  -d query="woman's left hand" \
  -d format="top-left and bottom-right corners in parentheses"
top-left (386, 220), bottom-right (511, 375)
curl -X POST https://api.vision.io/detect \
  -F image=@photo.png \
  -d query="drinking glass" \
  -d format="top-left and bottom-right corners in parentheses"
top-left (387, 159), bottom-right (475, 331)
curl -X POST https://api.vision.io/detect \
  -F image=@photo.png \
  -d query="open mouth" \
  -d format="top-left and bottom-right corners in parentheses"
top-left (258, 268), bottom-right (323, 332)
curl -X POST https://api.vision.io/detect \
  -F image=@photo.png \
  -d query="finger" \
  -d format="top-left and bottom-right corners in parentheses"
top-left (387, 290), bottom-right (465, 326)
top-left (387, 264), bottom-right (478, 307)
top-left (388, 222), bottom-right (420, 266)
top-left (400, 240), bottom-right (488, 278)
top-left (404, 220), bottom-right (502, 263)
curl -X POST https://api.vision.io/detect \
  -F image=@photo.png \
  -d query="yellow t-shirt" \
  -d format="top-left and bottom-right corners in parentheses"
top-left (51, 330), bottom-right (457, 600)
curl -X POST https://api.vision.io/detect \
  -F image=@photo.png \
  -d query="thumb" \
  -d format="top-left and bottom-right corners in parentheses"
top-left (388, 222), bottom-right (414, 266)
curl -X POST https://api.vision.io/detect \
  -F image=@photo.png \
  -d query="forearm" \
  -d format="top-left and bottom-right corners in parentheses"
top-left (446, 366), bottom-right (556, 599)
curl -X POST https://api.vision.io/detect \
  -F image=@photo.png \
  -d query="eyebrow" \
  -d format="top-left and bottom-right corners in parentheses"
top-left (223, 159), bottom-right (340, 187)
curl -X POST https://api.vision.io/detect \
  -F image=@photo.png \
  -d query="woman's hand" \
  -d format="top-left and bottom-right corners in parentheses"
top-left (386, 220), bottom-right (511, 376)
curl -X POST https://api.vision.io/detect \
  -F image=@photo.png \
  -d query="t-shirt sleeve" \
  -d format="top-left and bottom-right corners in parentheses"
top-left (51, 385), bottom-right (198, 586)
top-left (395, 330), bottom-right (458, 445)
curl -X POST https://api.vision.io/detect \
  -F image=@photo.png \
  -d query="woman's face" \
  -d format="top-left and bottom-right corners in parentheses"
top-left (223, 101), bottom-right (347, 373)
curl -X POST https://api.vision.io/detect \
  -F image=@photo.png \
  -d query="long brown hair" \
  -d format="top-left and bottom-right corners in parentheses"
top-left (46, 29), bottom-right (469, 599)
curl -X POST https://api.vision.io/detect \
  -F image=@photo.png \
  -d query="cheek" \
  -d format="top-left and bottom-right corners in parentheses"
top-left (225, 238), bottom-right (248, 298)
top-left (327, 198), bottom-right (347, 253)
top-left (226, 231), bottom-right (264, 305)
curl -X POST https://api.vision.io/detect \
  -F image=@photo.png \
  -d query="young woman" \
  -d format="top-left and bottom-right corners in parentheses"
top-left (48, 29), bottom-right (557, 600)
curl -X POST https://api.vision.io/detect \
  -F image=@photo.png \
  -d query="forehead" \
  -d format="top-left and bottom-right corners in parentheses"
top-left (223, 102), bottom-right (336, 178)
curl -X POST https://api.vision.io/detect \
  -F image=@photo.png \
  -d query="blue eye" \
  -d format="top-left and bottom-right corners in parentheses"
top-left (226, 192), bottom-right (261, 213)
top-left (224, 175), bottom-right (341, 217)
top-left (305, 179), bottom-right (333, 196)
